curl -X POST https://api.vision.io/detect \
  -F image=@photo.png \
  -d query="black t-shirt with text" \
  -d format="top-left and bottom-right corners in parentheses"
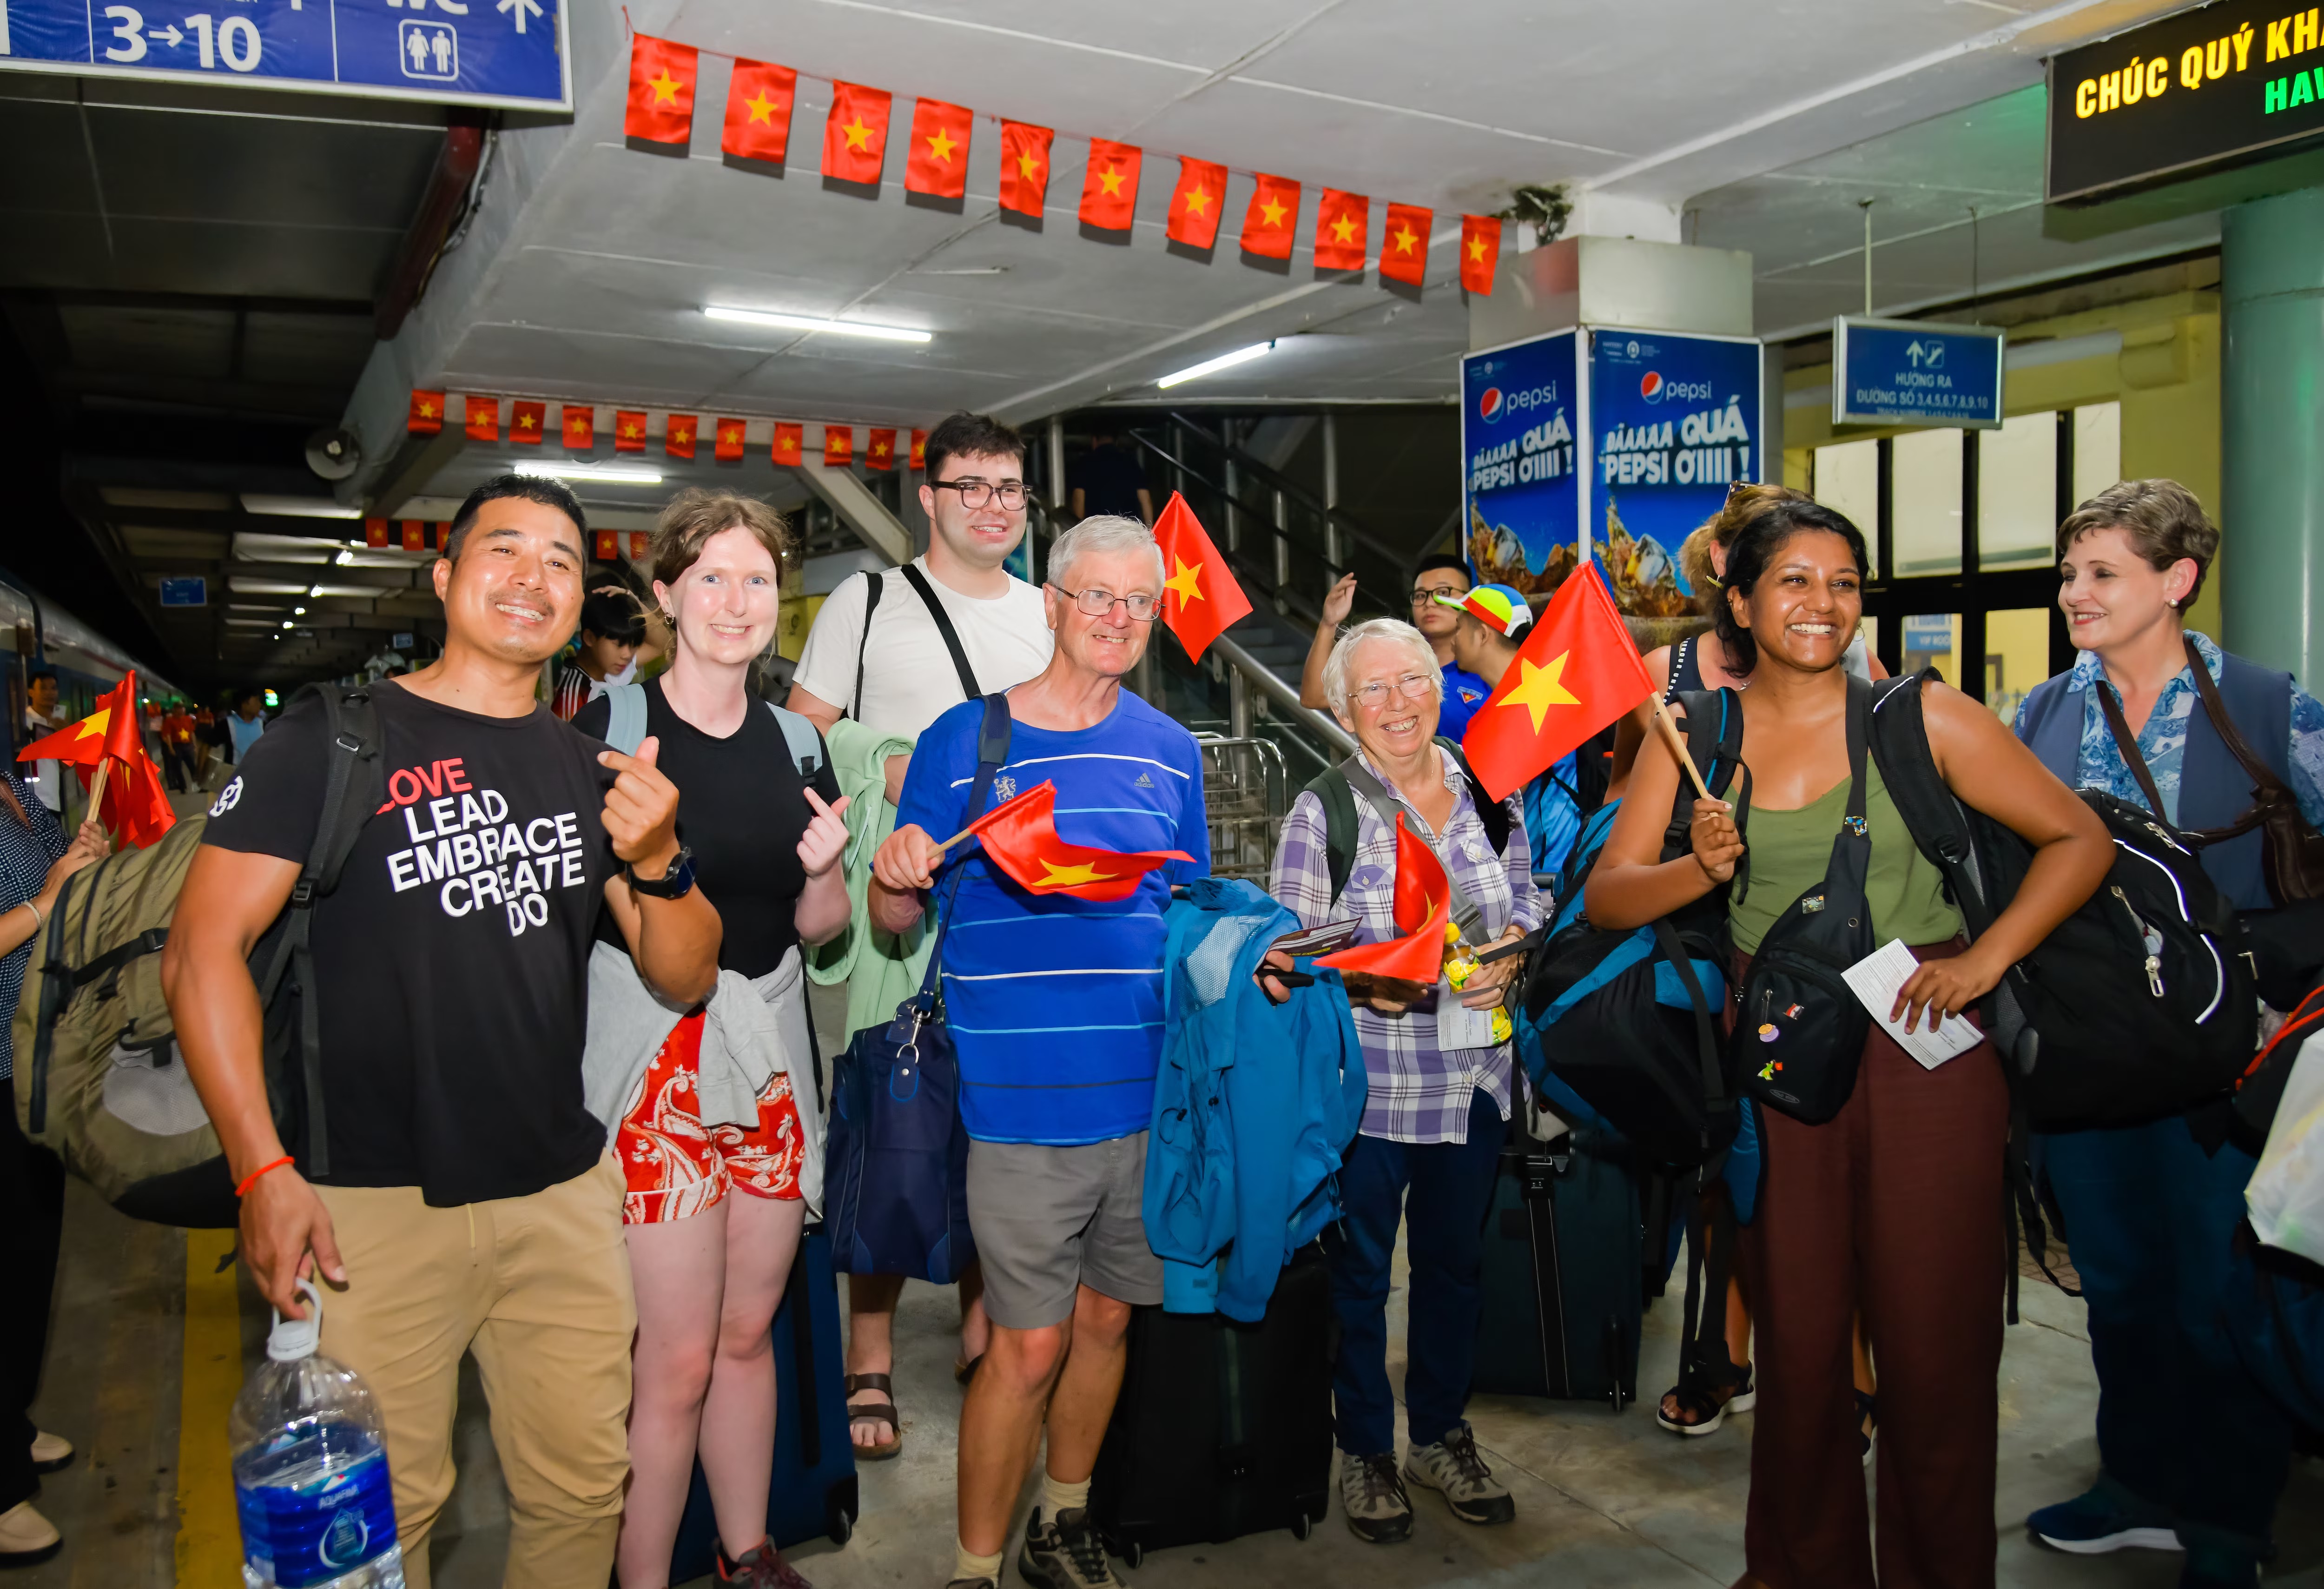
top-left (571, 680), bottom-right (841, 980)
top-left (202, 682), bottom-right (618, 1206)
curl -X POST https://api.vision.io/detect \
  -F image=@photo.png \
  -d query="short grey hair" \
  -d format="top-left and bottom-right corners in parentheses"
top-left (1047, 515), bottom-right (1165, 592)
top-left (1323, 618), bottom-right (1441, 717)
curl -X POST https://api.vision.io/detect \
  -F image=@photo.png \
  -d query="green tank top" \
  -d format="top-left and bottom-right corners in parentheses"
top-left (1727, 758), bottom-right (1964, 956)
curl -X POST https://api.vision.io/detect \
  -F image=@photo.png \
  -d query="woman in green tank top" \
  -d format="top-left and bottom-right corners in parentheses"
top-left (1585, 501), bottom-right (2110, 1588)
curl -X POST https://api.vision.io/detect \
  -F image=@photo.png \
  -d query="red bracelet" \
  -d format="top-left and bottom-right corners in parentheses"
top-left (235, 1156), bottom-right (295, 1198)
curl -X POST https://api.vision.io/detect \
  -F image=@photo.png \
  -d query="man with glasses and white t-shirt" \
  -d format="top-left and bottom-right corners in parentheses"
top-left (1296, 554), bottom-right (1492, 742)
top-left (786, 409), bottom-right (1054, 1463)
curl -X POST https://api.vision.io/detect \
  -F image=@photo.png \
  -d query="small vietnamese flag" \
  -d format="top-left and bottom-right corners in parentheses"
top-left (510, 401), bottom-right (545, 444)
top-left (409, 390), bottom-right (443, 434)
top-left (594, 530), bottom-right (619, 562)
top-left (824, 426), bottom-right (853, 467)
top-left (823, 81), bottom-right (891, 185)
top-left (464, 395), bottom-right (498, 442)
top-left (1078, 138), bottom-right (1141, 231)
top-left (19, 673), bottom-right (174, 848)
top-left (1460, 214), bottom-right (1502, 295)
top-left (962, 781), bottom-right (1191, 903)
top-left (401, 521), bottom-right (426, 551)
top-left (364, 518), bottom-right (390, 549)
top-left (715, 417), bottom-right (746, 461)
top-left (561, 405), bottom-right (594, 449)
top-left (1166, 157), bottom-right (1227, 249)
top-left (1463, 563), bottom-right (1654, 802)
top-left (1314, 189), bottom-right (1369, 272)
top-left (628, 531), bottom-right (651, 560)
top-left (1152, 491), bottom-right (1251, 663)
top-left (1315, 814), bottom-right (1452, 985)
top-left (1379, 202), bottom-right (1433, 287)
top-left (667, 415), bottom-right (697, 459)
top-left (905, 98), bottom-right (972, 199)
top-left (866, 429), bottom-right (896, 471)
top-left (722, 58), bottom-right (795, 165)
top-left (909, 429), bottom-right (927, 470)
top-left (624, 34), bottom-right (697, 147)
top-left (614, 410), bottom-right (647, 452)
top-left (1240, 173), bottom-right (1300, 259)
top-left (998, 121), bottom-right (1052, 216)
top-left (772, 423), bottom-right (803, 466)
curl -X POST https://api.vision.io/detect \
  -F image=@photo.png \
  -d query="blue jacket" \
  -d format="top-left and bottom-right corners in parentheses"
top-left (1145, 878), bottom-right (1368, 1321)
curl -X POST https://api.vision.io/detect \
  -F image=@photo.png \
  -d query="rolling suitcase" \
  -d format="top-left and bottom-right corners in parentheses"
top-left (1090, 1245), bottom-right (1333, 1568)
top-left (1472, 1123), bottom-right (1644, 1410)
top-left (669, 1226), bottom-right (859, 1579)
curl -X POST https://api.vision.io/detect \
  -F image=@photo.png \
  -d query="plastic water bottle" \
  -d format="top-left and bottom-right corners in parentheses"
top-left (230, 1279), bottom-right (405, 1589)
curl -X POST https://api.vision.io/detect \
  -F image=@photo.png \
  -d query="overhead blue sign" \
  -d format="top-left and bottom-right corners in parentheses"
top-left (0, 0), bottom-right (569, 110)
top-left (1832, 316), bottom-right (2004, 430)
top-left (158, 576), bottom-right (207, 608)
top-left (1460, 330), bottom-right (1581, 602)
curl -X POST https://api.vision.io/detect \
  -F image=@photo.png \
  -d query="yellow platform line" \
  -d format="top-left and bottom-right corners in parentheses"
top-left (176, 1229), bottom-right (244, 1589)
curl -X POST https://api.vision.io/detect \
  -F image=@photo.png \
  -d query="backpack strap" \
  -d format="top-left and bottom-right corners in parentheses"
top-left (1301, 764), bottom-right (1363, 906)
top-left (898, 563), bottom-right (984, 703)
top-left (600, 681), bottom-right (649, 758)
top-left (1435, 735), bottom-right (1512, 859)
top-left (765, 702), bottom-right (825, 780)
top-left (913, 694), bottom-right (1013, 1006)
top-left (851, 569), bottom-right (885, 722)
top-left (1338, 752), bottom-right (1486, 936)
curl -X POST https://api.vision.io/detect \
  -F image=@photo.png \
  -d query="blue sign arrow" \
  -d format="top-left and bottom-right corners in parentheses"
top-left (1833, 317), bottom-right (2004, 430)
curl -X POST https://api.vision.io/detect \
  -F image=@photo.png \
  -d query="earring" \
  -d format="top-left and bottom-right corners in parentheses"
top-left (2166, 598), bottom-right (2178, 609)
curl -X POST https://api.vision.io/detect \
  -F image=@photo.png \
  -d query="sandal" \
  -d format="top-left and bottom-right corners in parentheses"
top-left (953, 1353), bottom-right (984, 1387)
top-left (845, 1373), bottom-right (902, 1462)
top-left (1656, 1363), bottom-right (1755, 1437)
top-left (1857, 1390), bottom-right (1877, 1469)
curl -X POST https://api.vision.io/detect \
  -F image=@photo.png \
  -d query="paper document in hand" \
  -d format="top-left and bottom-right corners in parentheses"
top-left (1841, 939), bottom-right (1984, 1071)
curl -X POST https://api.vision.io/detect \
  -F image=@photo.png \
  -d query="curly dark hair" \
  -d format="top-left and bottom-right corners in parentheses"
top-left (1712, 502), bottom-right (1871, 676)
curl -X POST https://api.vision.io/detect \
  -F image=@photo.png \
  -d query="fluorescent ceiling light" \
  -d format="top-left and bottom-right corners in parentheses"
top-left (294, 606), bottom-right (307, 616)
top-left (241, 494), bottom-right (363, 519)
top-left (514, 461), bottom-right (664, 486)
top-left (335, 550), bottom-right (355, 566)
top-left (1156, 340), bottom-right (1277, 390)
top-left (704, 306), bottom-right (932, 344)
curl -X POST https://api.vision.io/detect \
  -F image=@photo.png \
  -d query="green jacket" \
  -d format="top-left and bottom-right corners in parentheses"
top-left (805, 716), bottom-right (934, 1039)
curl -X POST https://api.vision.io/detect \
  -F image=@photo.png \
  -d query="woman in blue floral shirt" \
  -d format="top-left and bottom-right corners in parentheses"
top-left (2013, 478), bottom-right (2324, 1589)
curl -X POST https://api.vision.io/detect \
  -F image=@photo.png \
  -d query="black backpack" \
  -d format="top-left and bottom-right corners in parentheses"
top-left (1304, 736), bottom-right (1510, 906)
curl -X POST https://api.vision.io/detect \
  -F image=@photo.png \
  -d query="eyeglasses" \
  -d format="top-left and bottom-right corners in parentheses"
top-left (929, 478), bottom-right (1031, 511)
top-left (1050, 584), bottom-right (1159, 622)
top-left (1411, 583), bottom-right (1466, 606)
top-left (1352, 672), bottom-right (1439, 709)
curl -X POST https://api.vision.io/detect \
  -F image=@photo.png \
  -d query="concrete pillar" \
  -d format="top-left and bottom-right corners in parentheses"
top-left (2221, 186), bottom-right (2324, 681)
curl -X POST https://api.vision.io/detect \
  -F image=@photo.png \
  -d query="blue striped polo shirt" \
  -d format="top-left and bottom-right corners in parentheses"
top-left (895, 691), bottom-right (1210, 1145)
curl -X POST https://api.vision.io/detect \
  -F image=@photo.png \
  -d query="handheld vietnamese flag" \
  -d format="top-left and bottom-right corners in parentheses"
top-left (1314, 814), bottom-right (1451, 984)
top-left (824, 426), bottom-right (852, 467)
top-left (510, 401), bottom-right (545, 445)
top-left (722, 58), bottom-right (796, 165)
top-left (1459, 214), bottom-right (1501, 294)
top-left (408, 390), bottom-right (443, 434)
top-left (1314, 189), bottom-right (1369, 271)
top-left (823, 81), bottom-right (891, 184)
top-left (1379, 202), bottom-right (1432, 287)
top-left (772, 423), bottom-right (803, 466)
top-left (667, 415), bottom-right (697, 459)
top-left (1166, 157), bottom-right (1228, 249)
top-left (464, 395), bottom-right (498, 442)
top-left (613, 410), bottom-right (647, 452)
top-left (998, 121), bottom-right (1052, 216)
top-left (905, 98), bottom-right (972, 198)
top-left (1240, 174), bottom-right (1300, 259)
top-left (866, 429), bottom-right (896, 471)
top-left (957, 781), bottom-right (1191, 903)
top-left (1151, 491), bottom-right (1251, 663)
top-left (1078, 138), bottom-right (1141, 230)
top-left (561, 406), bottom-right (594, 449)
top-left (908, 429), bottom-right (927, 470)
top-left (714, 418), bottom-right (746, 461)
top-left (1462, 563), bottom-right (1653, 802)
top-left (624, 34), bottom-right (697, 147)
top-left (19, 672), bottom-right (174, 849)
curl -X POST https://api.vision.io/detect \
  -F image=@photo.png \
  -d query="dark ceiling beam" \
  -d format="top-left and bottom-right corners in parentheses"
top-left (66, 454), bottom-right (319, 495)
top-left (370, 425), bottom-right (467, 519)
top-left (376, 115), bottom-right (488, 343)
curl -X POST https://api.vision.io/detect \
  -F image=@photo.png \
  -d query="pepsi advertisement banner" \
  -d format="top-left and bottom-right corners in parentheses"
top-left (1586, 329), bottom-right (1762, 618)
top-left (1461, 331), bottom-right (1581, 601)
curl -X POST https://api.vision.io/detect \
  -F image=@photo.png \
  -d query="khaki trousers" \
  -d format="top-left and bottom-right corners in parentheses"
top-left (315, 1155), bottom-right (635, 1589)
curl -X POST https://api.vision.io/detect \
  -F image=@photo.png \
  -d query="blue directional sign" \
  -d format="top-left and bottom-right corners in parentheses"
top-left (0, 0), bottom-right (569, 111)
top-left (158, 576), bottom-right (207, 607)
top-left (1832, 316), bottom-right (2005, 430)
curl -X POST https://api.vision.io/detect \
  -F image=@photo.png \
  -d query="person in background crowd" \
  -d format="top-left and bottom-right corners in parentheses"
top-left (1067, 427), bottom-right (1154, 525)
top-left (164, 474), bottom-right (723, 1589)
top-left (192, 702), bottom-right (218, 784)
top-left (871, 516), bottom-right (1207, 1589)
top-left (1587, 501), bottom-right (2110, 1589)
top-left (1300, 556), bottom-right (1494, 743)
top-left (160, 699), bottom-right (197, 794)
top-left (20, 668), bottom-right (62, 818)
top-left (226, 688), bottom-right (267, 764)
top-left (1274, 616), bottom-right (1539, 1545)
top-left (589, 564), bottom-right (671, 684)
top-left (1434, 583), bottom-right (1588, 880)
top-left (141, 697), bottom-right (164, 770)
top-left (555, 588), bottom-right (649, 722)
top-left (2014, 479), bottom-right (2324, 1589)
top-left (786, 410), bottom-right (1053, 1463)
top-left (573, 491), bottom-right (851, 1589)
top-left (0, 777), bottom-right (103, 1566)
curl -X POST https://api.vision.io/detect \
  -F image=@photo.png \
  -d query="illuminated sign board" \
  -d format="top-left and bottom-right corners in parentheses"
top-left (2048, 0), bottom-right (2324, 202)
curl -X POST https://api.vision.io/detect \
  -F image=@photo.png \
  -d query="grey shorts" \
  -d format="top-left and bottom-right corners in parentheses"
top-left (966, 1132), bottom-right (1164, 1329)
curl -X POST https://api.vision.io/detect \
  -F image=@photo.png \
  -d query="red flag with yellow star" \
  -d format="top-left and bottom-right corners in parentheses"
top-left (364, 518), bottom-right (390, 548)
top-left (594, 530), bottom-right (619, 562)
top-left (1459, 213), bottom-right (1501, 294)
top-left (510, 401), bottom-right (544, 445)
top-left (963, 781), bottom-right (1191, 903)
top-left (823, 81), bottom-right (891, 184)
top-left (613, 410), bottom-right (647, 453)
top-left (628, 531), bottom-right (650, 560)
top-left (401, 521), bottom-right (426, 551)
top-left (19, 673), bottom-right (174, 848)
top-left (722, 58), bottom-right (795, 164)
top-left (998, 121), bottom-right (1052, 216)
top-left (464, 395), bottom-right (498, 443)
top-left (824, 426), bottom-right (852, 467)
top-left (1463, 563), bottom-right (1652, 801)
top-left (1314, 189), bottom-right (1369, 271)
top-left (1314, 814), bottom-right (1451, 984)
top-left (561, 405), bottom-right (594, 449)
top-left (909, 429), bottom-right (927, 470)
top-left (772, 423), bottom-right (803, 466)
top-left (866, 429), bottom-right (896, 471)
top-left (408, 390), bottom-right (443, 434)
top-left (715, 417), bottom-right (746, 461)
top-left (905, 98), bottom-right (972, 199)
top-left (624, 34), bottom-right (697, 147)
top-left (667, 415), bottom-right (697, 459)
top-left (1167, 158), bottom-right (1227, 248)
top-left (1241, 174), bottom-right (1300, 259)
top-left (1379, 202), bottom-right (1432, 287)
top-left (1079, 138), bottom-right (1141, 230)
top-left (1152, 491), bottom-right (1251, 663)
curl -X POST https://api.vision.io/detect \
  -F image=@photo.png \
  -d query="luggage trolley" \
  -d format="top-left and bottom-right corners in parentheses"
top-left (1195, 735), bottom-right (1287, 881)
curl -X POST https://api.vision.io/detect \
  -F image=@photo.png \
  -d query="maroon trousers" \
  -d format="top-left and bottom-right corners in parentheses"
top-left (1737, 940), bottom-right (2011, 1589)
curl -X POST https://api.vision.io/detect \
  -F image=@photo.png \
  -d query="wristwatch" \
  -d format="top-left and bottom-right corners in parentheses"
top-left (626, 844), bottom-right (697, 900)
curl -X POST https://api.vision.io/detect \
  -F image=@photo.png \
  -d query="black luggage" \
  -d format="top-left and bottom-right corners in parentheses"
top-left (1472, 1122), bottom-right (1643, 1410)
top-left (1090, 1245), bottom-right (1333, 1567)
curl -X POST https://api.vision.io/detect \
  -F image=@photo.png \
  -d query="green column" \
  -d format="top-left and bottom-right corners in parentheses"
top-left (2221, 185), bottom-right (2324, 683)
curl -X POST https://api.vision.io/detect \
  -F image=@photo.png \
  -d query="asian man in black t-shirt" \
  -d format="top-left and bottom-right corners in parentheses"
top-left (163, 476), bottom-right (721, 1589)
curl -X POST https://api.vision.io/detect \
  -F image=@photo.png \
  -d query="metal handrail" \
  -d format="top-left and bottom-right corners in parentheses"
top-left (1210, 632), bottom-right (1358, 760)
top-left (1155, 412), bottom-right (1413, 570)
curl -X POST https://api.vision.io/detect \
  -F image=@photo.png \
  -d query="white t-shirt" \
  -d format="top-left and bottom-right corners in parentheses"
top-left (793, 558), bottom-right (1052, 740)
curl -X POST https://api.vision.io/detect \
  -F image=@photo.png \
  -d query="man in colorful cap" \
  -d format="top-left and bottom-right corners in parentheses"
top-left (1434, 584), bottom-right (1588, 881)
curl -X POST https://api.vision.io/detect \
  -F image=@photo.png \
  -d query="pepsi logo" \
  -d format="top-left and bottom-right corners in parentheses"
top-left (1479, 387), bottom-right (1505, 423)
top-left (1640, 371), bottom-right (1664, 404)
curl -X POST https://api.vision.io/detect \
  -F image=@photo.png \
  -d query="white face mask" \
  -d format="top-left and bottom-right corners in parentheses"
top-left (606, 655), bottom-right (639, 687)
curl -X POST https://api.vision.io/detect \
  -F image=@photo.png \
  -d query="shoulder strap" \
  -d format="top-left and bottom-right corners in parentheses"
top-left (1434, 736), bottom-right (1512, 859)
top-left (852, 570), bottom-right (885, 722)
top-left (917, 694), bottom-right (1012, 1002)
top-left (1339, 753), bottom-right (1485, 936)
top-left (1865, 670), bottom-right (1992, 927)
top-left (2094, 678), bottom-right (2168, 819)
top-left (601, 681), bottom-right (649, 757)
top-left (765, 702), bottom-right (824, 779)
top-left (1302, 765), bottom-right (1362, 904)
top-left (2185, 634), bottom-right (2294, 802)
top-left (898, 563), bottom-right (983, 702)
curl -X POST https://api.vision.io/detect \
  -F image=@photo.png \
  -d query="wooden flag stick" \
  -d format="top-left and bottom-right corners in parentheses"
top-left (83, 757), bottom-right (114, 831)
top-left (931, 821), bottom-right (979, 855)
top-left (1649, 693), bottom-right (1718, 805)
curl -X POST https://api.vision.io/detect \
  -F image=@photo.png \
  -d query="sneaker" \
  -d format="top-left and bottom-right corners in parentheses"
top-left (718, 1537), bottom-right (813, 1589)
top-left (29, 1430), bottom-right (73, 1473)
top-left (1404, 1423), bottom-right (1515, 1527)
top-left (0, 1500), bottom-right (62, 1565)
top-left (2028, 1481), bottom-right (2182, 1555)
top-left (1017, 1506), bottom-right (1122, 1589)
top-left (1337, 1450), bottom-right (1413, 1545)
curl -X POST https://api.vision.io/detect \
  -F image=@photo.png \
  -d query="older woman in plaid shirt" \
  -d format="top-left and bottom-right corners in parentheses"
top-left (1270, 616), bottom-right (1541, 1547)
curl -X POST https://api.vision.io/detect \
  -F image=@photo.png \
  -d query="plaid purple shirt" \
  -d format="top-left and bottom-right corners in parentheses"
top-left (1271, 748), bottom-right (1542, 1145)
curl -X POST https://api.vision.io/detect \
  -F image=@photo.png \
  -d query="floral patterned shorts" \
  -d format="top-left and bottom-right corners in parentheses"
top-left (616, 1008), bottom-right (804, 1224)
